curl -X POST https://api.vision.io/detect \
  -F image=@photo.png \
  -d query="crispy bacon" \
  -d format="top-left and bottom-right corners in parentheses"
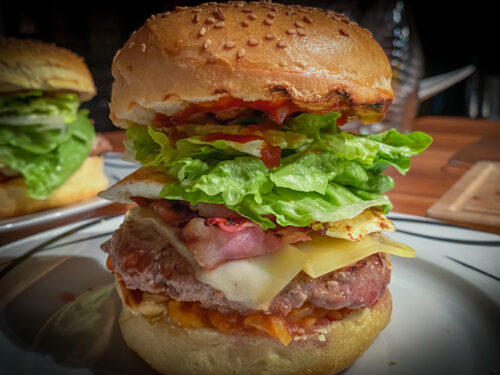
top-left (182, 217), bottom-right (310, 269)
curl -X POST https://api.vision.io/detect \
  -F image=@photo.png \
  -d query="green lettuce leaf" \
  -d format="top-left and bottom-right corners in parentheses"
top-left (0, 110), bottom-right (95, 199)
top-left (159, 157), bottom-right (392, 229)
top-left (286, 113), bottom-right (433, 174)
top-left (125, 112), bottom-right (432, 228)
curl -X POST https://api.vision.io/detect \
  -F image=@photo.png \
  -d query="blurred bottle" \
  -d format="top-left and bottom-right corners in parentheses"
top-left (361, 0), bottom-right (424, 134)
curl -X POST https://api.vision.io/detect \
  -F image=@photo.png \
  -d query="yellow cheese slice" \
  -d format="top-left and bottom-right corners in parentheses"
top-left (294, 232), bottom-right (416, 279)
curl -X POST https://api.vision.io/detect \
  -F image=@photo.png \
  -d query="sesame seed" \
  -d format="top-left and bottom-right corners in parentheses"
top-left (295, 20), bottom-right (304, 28)
top-left (206, 17), bottom-right (215, 24)
top-left (303, 15), bottom-right (312, 24)
top-left (265, 33), bottom-right (275, 40)
top-left (264, 18), bottom-right (273, 25)
top-left (248, 38), bottom-right (259, 46)
top-left (248, 13), bottom-right (257, 20)
top-left (128, 41), bottom-right (135, 49)
top-left (242, 20), bottom-right (250, 27)
top-left (235, 3), bottom-right (244, 7)
top-left (267, 12), bottom-right (275, 19)
top-left (225, 41), bottom-right (236, 48)
top-left (176, 39), bottom-right (183, 45)
top-left (286, 11), bottom-right (297, 16)
top-left (199, 27), bottom-right (207, 36)
top-left (203, 39), bottom-right (212, 49)
top-left (263, 4), bottom-right (273, 9)
top-left (277, 40), bottom-right (287, 48)
top-left (286, 28), bottom-right (297, 35)
top-left (214, 7), bottom-right (226, 20)
top-left (242, 9), bottom-right (253, 13)
top-left (193, 14), bottom-right (200, 23)
top-left (208, 54), bottom-right (218, 63)
top-left (237, 48), bottom-right (246, 58)
top-left (175, 6), bottom-right (188, 10)
top-left (141, 43), bottom-right (146, 52)
top-left (297, 28), bottom-right (306, 36)
top-left (339, 28), bottom-right (349, 37)
top-left (214, 21), bottom-right (225, 28)
top-left (192, 9), bottom-right (202, 13)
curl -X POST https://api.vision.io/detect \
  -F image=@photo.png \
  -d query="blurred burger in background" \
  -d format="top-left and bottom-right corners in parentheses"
top-left (0, 37), bottom-right (109, 219)
top-left (100, 2), bottom-right (432, 374)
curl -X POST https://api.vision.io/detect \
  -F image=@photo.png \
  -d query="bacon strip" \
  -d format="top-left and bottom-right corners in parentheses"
top-left (182, 217), bottom-right (310, 269)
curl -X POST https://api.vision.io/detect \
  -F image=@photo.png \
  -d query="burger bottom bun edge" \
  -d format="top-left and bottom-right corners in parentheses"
top-left (118, 286), bottom-right (392, 375)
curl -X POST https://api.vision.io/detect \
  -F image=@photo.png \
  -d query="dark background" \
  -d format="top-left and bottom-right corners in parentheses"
top-left (0, 0), bottom-right (496, 132)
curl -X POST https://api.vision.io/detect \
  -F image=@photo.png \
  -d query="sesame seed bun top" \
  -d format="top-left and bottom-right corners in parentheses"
top-left (0, 37), bottom-right (96, 102)
top-left (110, 1), bottom-right (394, 128)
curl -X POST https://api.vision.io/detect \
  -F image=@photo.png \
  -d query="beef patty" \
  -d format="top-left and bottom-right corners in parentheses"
top-left (102, 215), bottom-right (391, 315)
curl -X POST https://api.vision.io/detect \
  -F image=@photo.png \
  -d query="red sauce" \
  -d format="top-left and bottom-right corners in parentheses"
top-left (201, 132), bottom-right (281, 168)
top-left (153, 97), bottom-right (305, 126)
top-left (336, 113), bottom-right (348, 126)
top-left (260, 144), bottom-right (281, 169)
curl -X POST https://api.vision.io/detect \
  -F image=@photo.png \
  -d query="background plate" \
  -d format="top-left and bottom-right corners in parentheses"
top-left (0, 213), bottom-right (499, 375)
top-left (0, 153), bottom-right (138, 234)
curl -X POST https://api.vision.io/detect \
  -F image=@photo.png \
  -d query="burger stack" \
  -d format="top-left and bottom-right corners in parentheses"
top-left (99, 2), bottom-right (432, 374)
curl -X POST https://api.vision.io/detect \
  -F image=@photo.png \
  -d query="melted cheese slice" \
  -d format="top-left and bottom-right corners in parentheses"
top-left (196, 245), bottom-right (308, 310)
top-left (294, 232), bottom-right (416, 279)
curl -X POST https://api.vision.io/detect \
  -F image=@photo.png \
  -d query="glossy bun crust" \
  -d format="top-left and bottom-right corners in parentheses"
top-left (116, 276), bottom-right (392, 375)
top-left (0, 37), bottom-right (96, 101)
top-left (110, 1), bottom-right (393, 128)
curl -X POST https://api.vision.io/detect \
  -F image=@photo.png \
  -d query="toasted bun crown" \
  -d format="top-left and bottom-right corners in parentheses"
top-left (110, 1), bottom-right (393, 128)
top-left (0, 37), bottom-right (96, 101)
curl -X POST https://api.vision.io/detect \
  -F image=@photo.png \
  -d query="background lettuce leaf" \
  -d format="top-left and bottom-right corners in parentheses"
top-left (0, 111), bottom-right (95, 199)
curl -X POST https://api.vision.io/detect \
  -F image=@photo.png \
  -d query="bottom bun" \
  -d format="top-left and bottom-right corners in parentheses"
top-left (0, 156), bottom-right (108, 219)
top-left (118, 288), bottom-right (392, 375)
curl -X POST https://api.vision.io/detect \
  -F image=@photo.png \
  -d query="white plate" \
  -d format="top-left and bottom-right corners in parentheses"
top-left (0, 213), bottom-right (499, 375)
top-left (0, 153), bottom-right (138, 234)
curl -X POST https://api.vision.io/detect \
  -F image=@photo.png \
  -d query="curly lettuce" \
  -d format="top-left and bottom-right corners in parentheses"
top-left (125, 113), bottom-right (432, 229)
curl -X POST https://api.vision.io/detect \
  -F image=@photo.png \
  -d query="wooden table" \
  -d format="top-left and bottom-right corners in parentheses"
top-left (386, 116), bottom-right (500, 233)
top-left (2, 116), bottom-right (499, 245)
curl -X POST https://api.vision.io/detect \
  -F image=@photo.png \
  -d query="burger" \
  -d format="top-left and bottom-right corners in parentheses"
top-left (100, 2), bottom-right (432, 374)
top-left (0, 37), bottom-right (109, 219)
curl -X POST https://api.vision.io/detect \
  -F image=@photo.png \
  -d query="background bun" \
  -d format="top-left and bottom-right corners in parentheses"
top-left (110, 1), bottom-right (393, 128)
top-left (117, 276), bottom-right (392, 375)
top-left (0, 37), bottom-right (96, 101)
top-left (0, 156), bottom-right (108, 219)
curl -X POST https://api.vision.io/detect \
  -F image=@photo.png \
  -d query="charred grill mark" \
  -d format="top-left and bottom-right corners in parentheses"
top-left (268, 85), bottom-right (292, 98)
